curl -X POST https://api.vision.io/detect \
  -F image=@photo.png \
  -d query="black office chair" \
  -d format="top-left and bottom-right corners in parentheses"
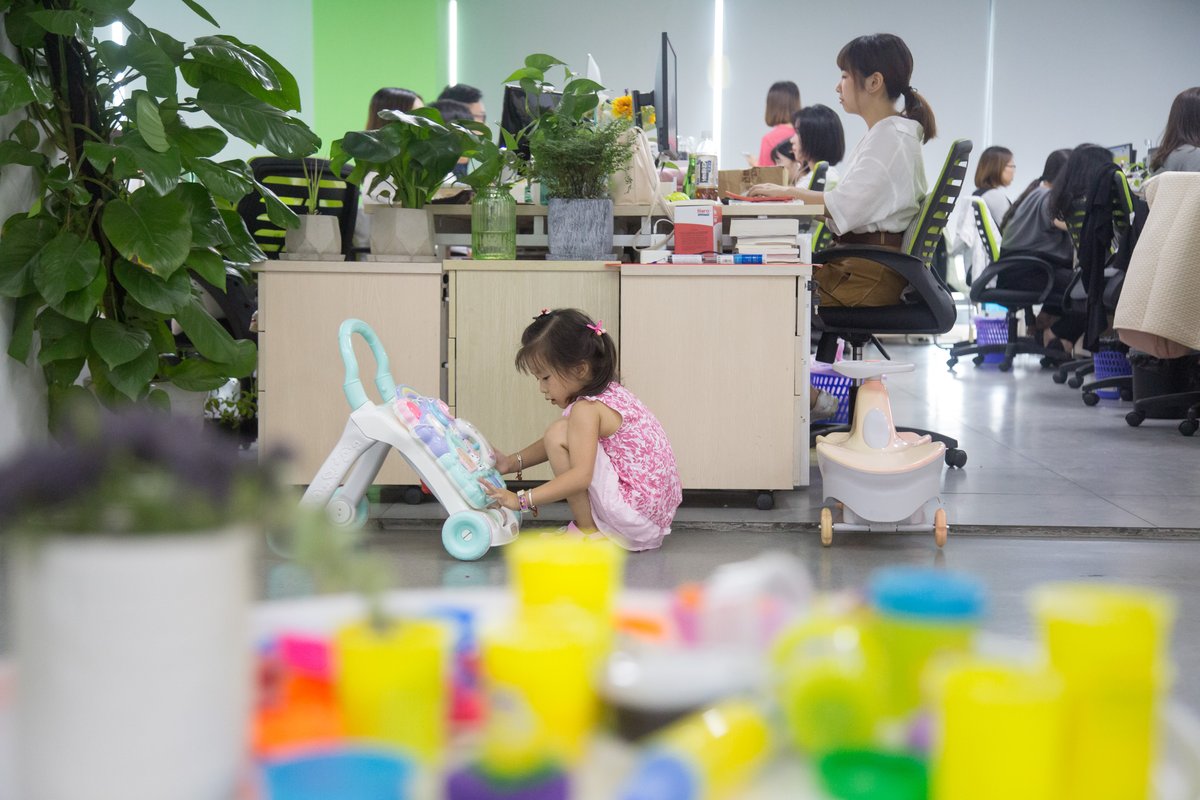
top-left (947, 198), bottom-right (1065, 372)
top-left (811, 138), bottom-right (972, 468)
top-left (807, 161), bottom-right (830, 192)
top-left (236, 157), bottom-right (360, 261)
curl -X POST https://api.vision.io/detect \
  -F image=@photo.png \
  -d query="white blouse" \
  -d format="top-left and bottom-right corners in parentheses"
top-left (823, 115), bottom-right (926, 236)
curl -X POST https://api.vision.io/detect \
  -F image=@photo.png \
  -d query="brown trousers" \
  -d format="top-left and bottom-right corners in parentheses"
top-left (814, 254), bottom-right (909, 307)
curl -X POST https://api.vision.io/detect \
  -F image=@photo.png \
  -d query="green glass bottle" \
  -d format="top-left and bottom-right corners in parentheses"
top-left (683, 154), bottom-right (697, 199)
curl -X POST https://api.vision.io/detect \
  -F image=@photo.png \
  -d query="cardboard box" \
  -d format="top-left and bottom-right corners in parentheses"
top-left (673, 200), bottom-right (723, 255)
top-left (718, 166), bottom-right (789, 199)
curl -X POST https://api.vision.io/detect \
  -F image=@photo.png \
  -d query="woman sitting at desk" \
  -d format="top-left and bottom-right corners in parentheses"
top-left (754, 104), bottom-right (846, 193)
top-left (1149, 86), bottom-right (1200, 175)
top-left (748, 33), bottom-right (935, 308)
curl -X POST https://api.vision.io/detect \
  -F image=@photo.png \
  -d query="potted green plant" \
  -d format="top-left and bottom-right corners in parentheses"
top-left (330, 107), bottom-right (478, 261)
top-left (505, 54), bottom-right (635, 260)
top-left (0, 0), bottom-right (319, 428)
top-left (0, 405), bottom-right (291, 799)
top-left (282, 156), bottom-right (344, 259)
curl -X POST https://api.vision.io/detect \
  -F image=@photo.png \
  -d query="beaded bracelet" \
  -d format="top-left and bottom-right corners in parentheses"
top-left (515, 452), bottom-right (523, 481)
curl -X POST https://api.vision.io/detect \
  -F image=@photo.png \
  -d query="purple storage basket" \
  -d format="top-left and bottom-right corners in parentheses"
top-left (1092, 350), bottom-right (1132, 399)
top-left (974, 316), bottom-right (1008, 364)
top-left (811, 365), bottom-right (852, 425)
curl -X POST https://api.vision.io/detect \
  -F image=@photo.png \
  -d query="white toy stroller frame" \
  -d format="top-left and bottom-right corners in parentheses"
top-left (301, 319), bottom-right (519, 561)
top-left (815, 361), bottom-right (948, 547)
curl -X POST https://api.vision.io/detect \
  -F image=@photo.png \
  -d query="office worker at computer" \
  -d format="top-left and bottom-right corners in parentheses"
top-left (748, 33), bottom-right (935, 308)
top-left (1149, 87), bottom-right (1200, 175)
top-left (438, 83), bottom-right (487, 124)
top-left (973, 145), bottom-right (1016, 225)
top-left (757, 81), bottom-right (802, 167)
top-left (365, 87), bottom-right (423, 130)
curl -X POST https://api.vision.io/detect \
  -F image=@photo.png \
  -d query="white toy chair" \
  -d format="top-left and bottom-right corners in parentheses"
top-left (815, 361), bottom-right (948, 547)
top-left (301, 319), bottom-right (519, 561)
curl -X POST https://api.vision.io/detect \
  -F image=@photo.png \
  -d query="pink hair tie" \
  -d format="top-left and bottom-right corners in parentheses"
top-left (586, 320), bottom-right (606, 335)
top-left (533, 308), bottom-right (551, 320)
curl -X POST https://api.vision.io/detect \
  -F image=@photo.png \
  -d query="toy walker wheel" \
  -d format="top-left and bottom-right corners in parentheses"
top-left (934, 508), bottom-right (948, 548)
top-left (820, 507), bottom-right (833, 547)
top-left (945, 448), bottom-right (968, 468)
top-left (327, 492), bottom-right (369, 528)
top-left (442, 511), bottom-right (492, 561)
top-left (756, 491), bottom-right (775, 511)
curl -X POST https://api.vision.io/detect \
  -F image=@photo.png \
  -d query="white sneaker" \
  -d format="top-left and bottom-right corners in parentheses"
top-left (811, 388), bottom-right (841, 421)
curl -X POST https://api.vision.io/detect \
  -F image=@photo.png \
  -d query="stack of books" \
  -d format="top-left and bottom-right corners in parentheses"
top-left (731, 218), bottom-right (802, 261)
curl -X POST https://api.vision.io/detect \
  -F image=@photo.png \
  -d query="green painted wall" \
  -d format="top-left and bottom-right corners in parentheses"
top-left (311, 0), bottom-right (448, 155)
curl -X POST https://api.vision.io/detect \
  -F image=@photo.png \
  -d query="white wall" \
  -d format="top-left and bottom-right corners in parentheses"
top-left (130, 0), bottom-right (315, 161)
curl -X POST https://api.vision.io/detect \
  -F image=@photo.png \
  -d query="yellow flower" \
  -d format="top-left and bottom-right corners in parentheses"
top-left (612, 95), bottom-right (633, 120)
top-left (643, 106), bottom-right (656, 127)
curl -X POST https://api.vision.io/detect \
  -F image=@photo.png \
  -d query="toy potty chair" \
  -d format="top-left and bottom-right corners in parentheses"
top-left (814, 361), bottom-right (948, 547)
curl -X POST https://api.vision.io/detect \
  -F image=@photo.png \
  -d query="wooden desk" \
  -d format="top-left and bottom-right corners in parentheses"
top-left (619, 264), bottom-right (814, 494)
top-left (256, 259), bottom-right (443, 485)
top-left (444, 260), bottom-right (621, 481)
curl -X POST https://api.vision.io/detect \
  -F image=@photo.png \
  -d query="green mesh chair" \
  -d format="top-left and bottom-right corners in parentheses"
top-left (946, 198), bottom-right (1065, 372)
top-left (811, 138), bottom-right (972, 468)
top-left (235, 157), bottom-right (360, 261)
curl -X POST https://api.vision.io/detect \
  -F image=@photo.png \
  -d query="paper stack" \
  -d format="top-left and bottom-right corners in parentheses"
top-left (731, 218), bottom-right (802, 261)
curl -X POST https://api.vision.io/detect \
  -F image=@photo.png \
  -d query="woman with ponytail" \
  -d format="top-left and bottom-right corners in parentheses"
top-left (749, 33), bottom-right (937, 306)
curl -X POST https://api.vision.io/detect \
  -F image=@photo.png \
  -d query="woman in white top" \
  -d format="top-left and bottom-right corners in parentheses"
top-left (754, 103), bottom-right (847, 192)
top-left (749, 33), bottom-right (936, 307)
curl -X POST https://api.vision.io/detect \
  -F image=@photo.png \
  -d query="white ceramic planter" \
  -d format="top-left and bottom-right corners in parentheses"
top-left (13, 527), bottom-right (254, 800)
top-left (367, 205), bottom-right (435, 260)
top-left (283, 213), bottom-right (343, 260)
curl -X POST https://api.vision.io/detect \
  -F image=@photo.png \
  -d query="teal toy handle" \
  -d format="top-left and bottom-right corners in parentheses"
top-left (338, 319), bottom-right (398, 410)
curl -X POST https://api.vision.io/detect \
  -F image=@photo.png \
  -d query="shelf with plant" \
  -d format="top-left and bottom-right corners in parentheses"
top-left (0, 0), bottom-right (320, 427)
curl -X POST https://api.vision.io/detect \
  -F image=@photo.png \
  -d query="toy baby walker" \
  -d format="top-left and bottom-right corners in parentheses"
top-left (814, 361), bottom-right (948, 547)
top-left (301, 319), bottom-right (519, 561)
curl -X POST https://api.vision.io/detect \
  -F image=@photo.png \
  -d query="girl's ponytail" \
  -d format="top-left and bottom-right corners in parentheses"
top-left (900, 85), bottom-right (937, 143)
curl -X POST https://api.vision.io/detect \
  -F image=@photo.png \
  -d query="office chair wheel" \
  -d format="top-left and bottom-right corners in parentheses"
top-left (403, 485), bottom-right (425, 505)
top-left (972, 355), bottom-right (985, 366)
top-left (756, 491), bottom-right (775, 511)
top-left (934, 508), bottom-right (948, 548)
top-left (945, 448), bottom-right (968, 468)
top-left (1120, 387), bottom-right (1134, 402)
top-left (820, 507), bottom-right (833, 546)
top-left (1126, 410), bottom-right (1146, 427)
top-left (1067, 375), bottom-right (1084, 389)
top-left (1180, 419), bottom-right (1198, 437)
top-left (946, 356), bottom-right (958, 370)
top-left (1040, 356), bottom-right (1057, 369)
top-left (1082, 391), bottom-right (1100, 406)
top-left (998, 359), bottom-right (1013, 372)
top-left (1052, 370), bottom-right (1068, 384)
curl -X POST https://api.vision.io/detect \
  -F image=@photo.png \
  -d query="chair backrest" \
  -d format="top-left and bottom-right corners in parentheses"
top-left (235, 157), bottom-right (359, 260)
top-left (1065, 168), bottom-right (1133, 253)
top-left (806, 161), bottom-right (829, 192)
top-left (902, 138), bottom-right (973, 266)
top-left (970, 197), bottom-right (1001, 267)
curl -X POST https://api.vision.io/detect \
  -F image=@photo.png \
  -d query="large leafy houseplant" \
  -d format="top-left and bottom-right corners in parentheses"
top-left (0, 0), bottom-right (319, 426)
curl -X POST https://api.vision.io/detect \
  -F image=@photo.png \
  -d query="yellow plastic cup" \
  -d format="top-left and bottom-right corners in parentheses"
top-left (1030, 583), bottom-right (1176, 800)
top-left (931, 658), bottom-right (1065, 800)
top-left (480, 604), bottom-right (602, 776)
top-left (770, 613), bottom-right (887, 754)
top-left (506, 536), bottom-right (625, 628)
top-left (334, 619), bottom-right (450, 764)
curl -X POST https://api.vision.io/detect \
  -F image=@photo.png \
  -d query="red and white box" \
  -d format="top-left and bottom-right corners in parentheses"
top-left (672, 200), bottom-right (723, 255)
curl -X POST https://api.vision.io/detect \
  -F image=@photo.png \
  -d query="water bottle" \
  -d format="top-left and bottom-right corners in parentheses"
top-left (693, 131), bottom-right (719, 201)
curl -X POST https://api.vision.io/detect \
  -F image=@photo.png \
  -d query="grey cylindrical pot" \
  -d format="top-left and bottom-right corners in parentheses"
top-left (547, 197), bottom-right (613, 260)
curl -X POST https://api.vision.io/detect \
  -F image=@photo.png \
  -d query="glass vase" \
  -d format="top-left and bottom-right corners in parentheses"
top-left (471, 187), bottom-right (517, 260)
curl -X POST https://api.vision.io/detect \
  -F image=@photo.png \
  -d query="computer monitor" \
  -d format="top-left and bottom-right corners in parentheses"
top-left (631, 32), bottom-right (678, 157)
top-left (1108, 142), bottom-right (1135, 167)
top-left (499, 83), bottom-right (561, 158)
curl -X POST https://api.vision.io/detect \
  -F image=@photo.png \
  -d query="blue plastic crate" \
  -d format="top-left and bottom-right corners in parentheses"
top-left (1093, 350), bottom-right (1132, 399)
top-left (974, 316), bottom-right (1008, 364)
top-left (811, 367), bottom-right (852, 425)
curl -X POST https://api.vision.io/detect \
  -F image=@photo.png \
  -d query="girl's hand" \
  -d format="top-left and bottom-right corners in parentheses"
top-left (493, 451), bottom-right (516, 475)
top-left (480, 480), bottom-right (520, 511)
